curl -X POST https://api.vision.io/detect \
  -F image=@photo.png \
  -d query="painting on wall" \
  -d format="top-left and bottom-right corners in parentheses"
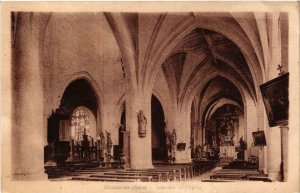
top-left (260, 73), bottom-right (289, 127)
top-left (252, 131), bottom-right (267, 146)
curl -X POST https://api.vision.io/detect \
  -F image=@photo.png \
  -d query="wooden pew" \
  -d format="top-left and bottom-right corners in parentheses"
top-left (248, 175), bottom-right (274, 182)
top-left (72, 176), bottom-right (136, 182)
top-left (215, 171), bottom-right (259, 175)
top-left (103, 172), bottom-right (162, 182)
top-left (193, 160), bottom-right (217, 176)
top-left (216, 170), bottom-right (257, 173)
top-left (158, 166), bottom-right (189, 180)
top-left (154, 163), bottom-right (194, 181)
top-left (90, 174), bottom-right (152, 182)
top-left (151, 168), bottom-right (180, 181)
top-left (209, 168), bottom-right (271, 182)
top-left (210, 173), bottom-right (247, 180)
top-left (202, 179), bottom-right (237, 182)
top-left (116, 170), bottom-right (169, 181)
top-left (128, 168), bottom-right (178, 181)
top-left (154, 166), bottom-right (189, 181)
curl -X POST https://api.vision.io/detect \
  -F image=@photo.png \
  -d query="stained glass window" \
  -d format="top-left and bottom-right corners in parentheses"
top-left (71, 108), bottom-right (90, 142)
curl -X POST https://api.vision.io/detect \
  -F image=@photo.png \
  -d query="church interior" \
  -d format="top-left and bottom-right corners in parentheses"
top-left (10, 11), bottom-right (291, 182)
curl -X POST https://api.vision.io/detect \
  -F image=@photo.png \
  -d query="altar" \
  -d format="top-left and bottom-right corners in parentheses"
top-left (219, 146), bottom-right (235, 163)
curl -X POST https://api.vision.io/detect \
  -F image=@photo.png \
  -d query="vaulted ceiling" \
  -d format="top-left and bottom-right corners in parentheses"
top-left (161, 28), bottom-right (253, 114)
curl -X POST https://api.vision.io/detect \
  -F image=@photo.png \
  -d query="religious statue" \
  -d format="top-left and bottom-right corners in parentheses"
top-left (190, 135), bottom-right (195, 156)
top-left (171, 129), bottom-right (177, 147)
top-left (119, 151), bottom-right (129, 169)
top-left (212, 136), bottom-right (217, 146)
top-left (239, 137), bottom-right (247, 150)
top-left (238, 137), bottom-right (247, 159)
top-left (106, 131), bottom-right (113, 155)
top-left (106, 153), bottom-right (114, 165)
top-left (96, 134), bottom-right (100, 147)
top-left (202, 143), bottom-right (208, 158)
top-left (96, 134), bottom-right (101, 142)
top-left (137, 110), bottom-right (147, 137)
top-left (99, 131), bottom-right (106, 150)
top-left (82, 128), bottom-right (90, 160)
top-left (165, 130), bottom-right (172, 153)
top-left (164, 126), bottom-right (176, 162)
top-left (219, 135), bottom-right (225, 145)
top-left (194, 145), bottom-right (202, 159)
top-left (225, 120), bottom-right (234, 136)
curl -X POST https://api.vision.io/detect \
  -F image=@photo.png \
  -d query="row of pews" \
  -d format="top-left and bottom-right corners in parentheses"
top-left (205, 168), bottom-right (274, 182)
top-left (45, 161), bottom-right (101, 179)
top-left (46, 160), bottom-right (219, 182)
top-left (71, 165), bottom-right (194, 182)
top-left (193, 160), bottom-right (218, 176)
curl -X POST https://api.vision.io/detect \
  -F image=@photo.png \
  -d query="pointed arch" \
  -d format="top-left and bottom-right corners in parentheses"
top-left (146, 13), bottom-right (265, 101)
top-left (59, 71), bottom-right (103, 134)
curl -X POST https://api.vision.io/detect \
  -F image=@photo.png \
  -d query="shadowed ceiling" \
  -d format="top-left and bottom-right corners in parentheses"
top-left (161, 28), bottom-right (251, 122)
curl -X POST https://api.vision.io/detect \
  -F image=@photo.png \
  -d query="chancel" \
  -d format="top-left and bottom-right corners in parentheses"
top-left (10, 11), bottom-right (291, 182)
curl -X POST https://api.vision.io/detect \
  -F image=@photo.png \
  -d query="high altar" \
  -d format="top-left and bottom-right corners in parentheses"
top-left (218, 119), bottom-right (237, 162)
top-left (219, 146), bottom-right (235, 162)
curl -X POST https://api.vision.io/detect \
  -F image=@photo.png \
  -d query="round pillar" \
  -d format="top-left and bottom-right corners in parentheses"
top-left (126, 91), bottom-right (153, 169)
top-left (266, 12), bottom-right (283, 181)
top-left (280, 125), bottom-right (288, 181)
top-left (267, 127), bottom-right (282, 180)
top-left (12, 13), bottom-right (48, 180)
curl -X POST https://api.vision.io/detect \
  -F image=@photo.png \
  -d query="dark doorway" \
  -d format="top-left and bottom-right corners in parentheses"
top-left (116, 105), bottom-right (126, 160)
top-left (151, 95), bottom-right (167, 162)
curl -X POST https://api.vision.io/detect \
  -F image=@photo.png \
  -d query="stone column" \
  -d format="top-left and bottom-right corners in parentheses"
top-left (122, 131), bottom-right (130, 157)
top-left (244, 95), bottom-right (258, 162)
top-left (174, 109), bottom-right (192, 163)
top-left (265, 12), bottom-right (283, 181)
top-left (280, 125), bottom-right (288, 181)
top-left (266, 128), bottom-right (282, 180)
top-left (126, 90), bottom-right (153, 169)
top-left (12, 13), bottom-right (49, 180)
top-left (121, 131), bottom-right (130, 168)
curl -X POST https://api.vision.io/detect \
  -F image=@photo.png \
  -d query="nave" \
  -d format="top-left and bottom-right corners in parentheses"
top-left (45, 160), bottom-right (272, 182)
top-left (9, 11), bottom-right (292, 183)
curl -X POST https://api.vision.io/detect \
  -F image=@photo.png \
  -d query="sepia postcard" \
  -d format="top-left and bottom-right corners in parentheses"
top-left (1, 2), bottom-right (299, 193)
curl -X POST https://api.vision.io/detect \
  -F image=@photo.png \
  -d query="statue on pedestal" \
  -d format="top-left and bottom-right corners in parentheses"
top-left (106, 131), bottom-right (112, 155)
top-left (171, 129), bottom-right (177, 148)
top-left (164, 126), bottom-right (176, 162)
top-left (165, 130), bottom-right (171, 153)
top-left (82, 128), bottom-right (90, 161)
top-left (119, 151), bottom-right (129, 169)
top-left (225, 120), bottom-right (234, 136)
top-left (98, 131), bottom-right (106, 159)
top-left (137, 110), bottom-right (147, 137)
top-left (194, 145), bottom-right (202, 159)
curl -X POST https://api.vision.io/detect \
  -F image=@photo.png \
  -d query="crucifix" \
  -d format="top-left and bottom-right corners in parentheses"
top-left (277, 64), bottom-right (286, 76)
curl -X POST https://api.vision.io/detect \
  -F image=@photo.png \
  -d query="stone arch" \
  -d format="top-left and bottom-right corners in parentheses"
top-left (184, 71), bottom-right (253, 114)
top-left (151, 94), bottom-right (168, 161)
top-left (115, 93), bottom-right (126, 126)
top-left (59, 71), bottom-right (103, 134)
top-left (146, 15), bottom-right (264, 100)
top-left (214, 53), bottom-right (256, 99)
top-left (152, 90), bottom-right (169, 124)
top-left (59, 71), bottom-right (103, 106)
top-left (104, 13), bottom-right (138, 91)
top-left (204, 97), bottom-right (243, 127)
top-left (184, 73), bottom-right (258, 160)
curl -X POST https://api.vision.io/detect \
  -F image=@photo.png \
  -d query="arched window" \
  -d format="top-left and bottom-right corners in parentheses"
top-left (70, 107), bottom-right (96, 142)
